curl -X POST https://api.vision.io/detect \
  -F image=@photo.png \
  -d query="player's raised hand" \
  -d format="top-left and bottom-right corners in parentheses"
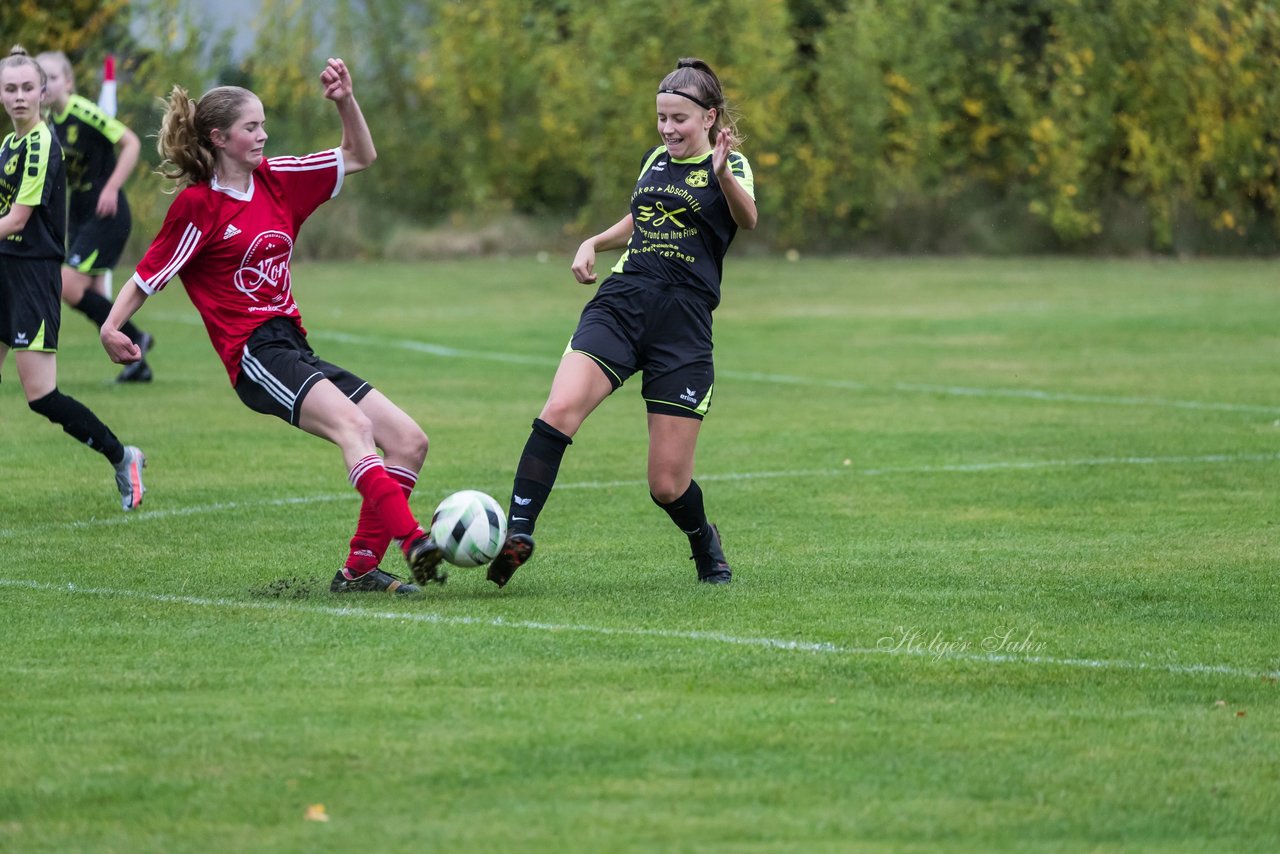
top-left (320, 58), bottom-right (353, 102)
top-left (712, 127), bottom-right (736, 178)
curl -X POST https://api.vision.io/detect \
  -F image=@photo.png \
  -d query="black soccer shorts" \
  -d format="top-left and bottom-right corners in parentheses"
top-left (234, 318), bottom-right (373, 426)
top-left (66, 202), bottom-right (132, 275)
top-left (0, 256), bottom-right (62, 352)
top-left (568, 276), bottom-right (715, 420)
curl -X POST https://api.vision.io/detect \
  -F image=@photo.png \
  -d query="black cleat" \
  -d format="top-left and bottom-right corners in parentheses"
top-left (487, 533), bottom-right (534, 587)
top-left (330, 568), bottom-right (420, 595)
top-left (116, 333), bottom-right (154, 383)
top-left (691, 523), bottom-right (732, 584)
top-left (405, 535), bottom-right (447, 585)
top-left (116, 361), bottom-right (152, 383)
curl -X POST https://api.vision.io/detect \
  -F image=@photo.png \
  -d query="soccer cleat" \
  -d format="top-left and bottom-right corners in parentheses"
top-left (691, 523), bottom-right (732, 584)
top-left (486, 533), bottom-right (534, 587)
top-left (114, 445), bottom-right (146, 512)
top-left (116, 333), bottom-right (154, 383)
top-left (405, 534), bottom-right (448, 585)
top-left (330, 568), bottom-right (420, 595)
top-left (116, 361), bottom-right (153, 383)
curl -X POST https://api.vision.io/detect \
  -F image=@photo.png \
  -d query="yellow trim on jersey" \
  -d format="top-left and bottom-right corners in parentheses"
top-left (728, 152), bottom-right (755, 199)
top-left (59, 94), bottom-right (128, 145)
top-left (14, 123), bottom-right (54, 208)
top-left (635, 146), bottom-right (667, 180)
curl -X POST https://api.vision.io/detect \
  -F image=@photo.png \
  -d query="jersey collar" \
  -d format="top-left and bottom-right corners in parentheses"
top-left (667, 149), bottom-right (713, 165)
top-left (211, 172), bottom-right (255, 201)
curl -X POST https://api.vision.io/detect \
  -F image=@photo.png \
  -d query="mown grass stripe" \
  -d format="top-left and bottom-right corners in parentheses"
top-left (3, 451), bottom-right (1276, 538)
top-left (1, 578), bottom-right (1275, 681)
top-left (150, 311), bottom-right (1280, 415)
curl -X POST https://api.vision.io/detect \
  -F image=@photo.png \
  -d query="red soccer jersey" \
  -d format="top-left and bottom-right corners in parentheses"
top-left (131, 149), bottom-right (344, 385)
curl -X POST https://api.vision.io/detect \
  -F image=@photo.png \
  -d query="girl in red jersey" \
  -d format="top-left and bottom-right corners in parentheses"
top-left (100, 58), bottom-right (443, 594)
top-left (0, 46), bottom-right (146, 512)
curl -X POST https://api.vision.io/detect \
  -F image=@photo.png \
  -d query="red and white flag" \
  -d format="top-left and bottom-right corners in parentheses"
top-left (100, 54), bottom-right (119, 296)
top-left (98, 54), bottom-right (117, 118)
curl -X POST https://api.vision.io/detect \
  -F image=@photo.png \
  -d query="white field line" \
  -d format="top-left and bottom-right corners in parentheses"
top-left (553, 451), bottom-right (1280, 489)
top-left (1, 578), bottom-right (1275, 682)
top-left (2, 451), bottom-right (1278, 539)
top-left (891, 382), bottom-right (1280, 414)
top-left (151, 311), bottom-right (1280, 415)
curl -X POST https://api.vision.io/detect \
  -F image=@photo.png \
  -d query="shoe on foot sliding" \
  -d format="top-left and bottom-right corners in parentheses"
top-left (486, 533), bottom-right (534, 587)
top-left (330, 567), bottom-right (420, 595)
top-left (405, 534), bottom-right (447, 585)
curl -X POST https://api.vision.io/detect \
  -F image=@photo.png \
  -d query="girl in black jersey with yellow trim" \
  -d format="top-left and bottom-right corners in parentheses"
top-left (0, 46), bottom-right (146, 511)
top-left (37, 51), bottom-right (155, 383)
top-left (486, 57), bottom-right (757, 587)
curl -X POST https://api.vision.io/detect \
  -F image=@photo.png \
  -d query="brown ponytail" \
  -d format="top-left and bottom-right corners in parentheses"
top-left (155, 84), bottom-right (255, 189)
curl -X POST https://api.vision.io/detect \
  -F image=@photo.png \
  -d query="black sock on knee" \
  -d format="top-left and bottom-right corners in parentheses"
top-left (507, 418), bottom-right (573, 536)
top-left (72, 290), bottom-right (112, 326)
top-left (652, 479), bottom-right (710, 542)
top-left (73, 291), bottom-right (143, 342)
top-left (29, 389), bottom-right (125, 464)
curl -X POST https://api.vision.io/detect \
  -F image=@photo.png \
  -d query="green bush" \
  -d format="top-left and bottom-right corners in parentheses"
top-left (82, 0), bottom-right (1280, 254)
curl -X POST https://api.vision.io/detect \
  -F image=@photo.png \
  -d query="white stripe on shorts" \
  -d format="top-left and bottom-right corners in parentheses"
top-left (240, 345), bottom-right (298, 411)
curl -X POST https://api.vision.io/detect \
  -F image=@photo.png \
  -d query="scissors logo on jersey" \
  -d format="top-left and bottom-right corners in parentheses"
top-left (233, 229), bottom-right (296, 309)
top-left (636, 201), bottom-right (688, 228)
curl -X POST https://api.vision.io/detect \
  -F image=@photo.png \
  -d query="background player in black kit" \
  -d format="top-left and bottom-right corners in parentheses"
top-left (37, 51), bottom-right (155, 383)
top-left (0, 46), bottom-right (146, 511)
top-left (486, 57), bottom-right (757, 588)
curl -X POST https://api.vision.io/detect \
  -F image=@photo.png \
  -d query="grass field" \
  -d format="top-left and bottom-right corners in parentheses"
top-left (2, 255), bottom-right (1277, 852)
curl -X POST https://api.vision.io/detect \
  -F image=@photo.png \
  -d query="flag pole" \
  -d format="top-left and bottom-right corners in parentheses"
top-left (98, 55), bottom-right (118, 298)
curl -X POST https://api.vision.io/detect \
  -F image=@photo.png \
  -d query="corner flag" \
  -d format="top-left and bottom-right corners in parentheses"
top-left (99, 54), bottom-right (118, 296)
top-left (99, 54), bottom-right (117, 117)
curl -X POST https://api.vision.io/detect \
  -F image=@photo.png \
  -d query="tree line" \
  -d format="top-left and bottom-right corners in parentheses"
top-left (7, 0), bottom-right (1278, 255)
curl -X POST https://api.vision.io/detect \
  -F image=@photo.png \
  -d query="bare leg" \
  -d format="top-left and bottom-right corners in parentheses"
top-left (647, 412), bottom-right (730, 582)
top-left (14, 349), bottom-right (58, 401)
top-left (538, 351), bottom-right (616, 437)
top-left (646, 413), bottom-right (701, 503)
top-left (300, 381), bottom-right (440, 587)
top-left (59, 266), bottom-right (91, 308)
top-left (296, 379), bottom-right (381, 468)
top-left (357, 388), bottom-right (429, 472)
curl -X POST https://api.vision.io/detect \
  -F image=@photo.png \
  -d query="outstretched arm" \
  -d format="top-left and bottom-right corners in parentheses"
top-left (570, 214), bottom-right (633, 284)
top-left (101, 280), bottom-right (151, 364)
top-left (97, 126), bottom-right (140, 218)
top-left (321, 57), bottom-right (376, 174)
top-left (0, 203), bottom-right (32, 240)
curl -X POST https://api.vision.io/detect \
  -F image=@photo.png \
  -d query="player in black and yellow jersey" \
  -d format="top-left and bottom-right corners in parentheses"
top-left (37, 51), bottom-right (154, 383)
top-left (0, 47), bottom-right (146, 511)
top-left (487, 57), bottom-right (757, 588)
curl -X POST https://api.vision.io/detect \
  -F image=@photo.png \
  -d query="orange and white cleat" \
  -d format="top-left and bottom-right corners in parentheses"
top-left (114, 445), bottom-right (146, 511)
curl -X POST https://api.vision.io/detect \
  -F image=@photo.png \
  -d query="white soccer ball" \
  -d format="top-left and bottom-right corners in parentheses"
top-left (430, 490), bottom-right (507, 568)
